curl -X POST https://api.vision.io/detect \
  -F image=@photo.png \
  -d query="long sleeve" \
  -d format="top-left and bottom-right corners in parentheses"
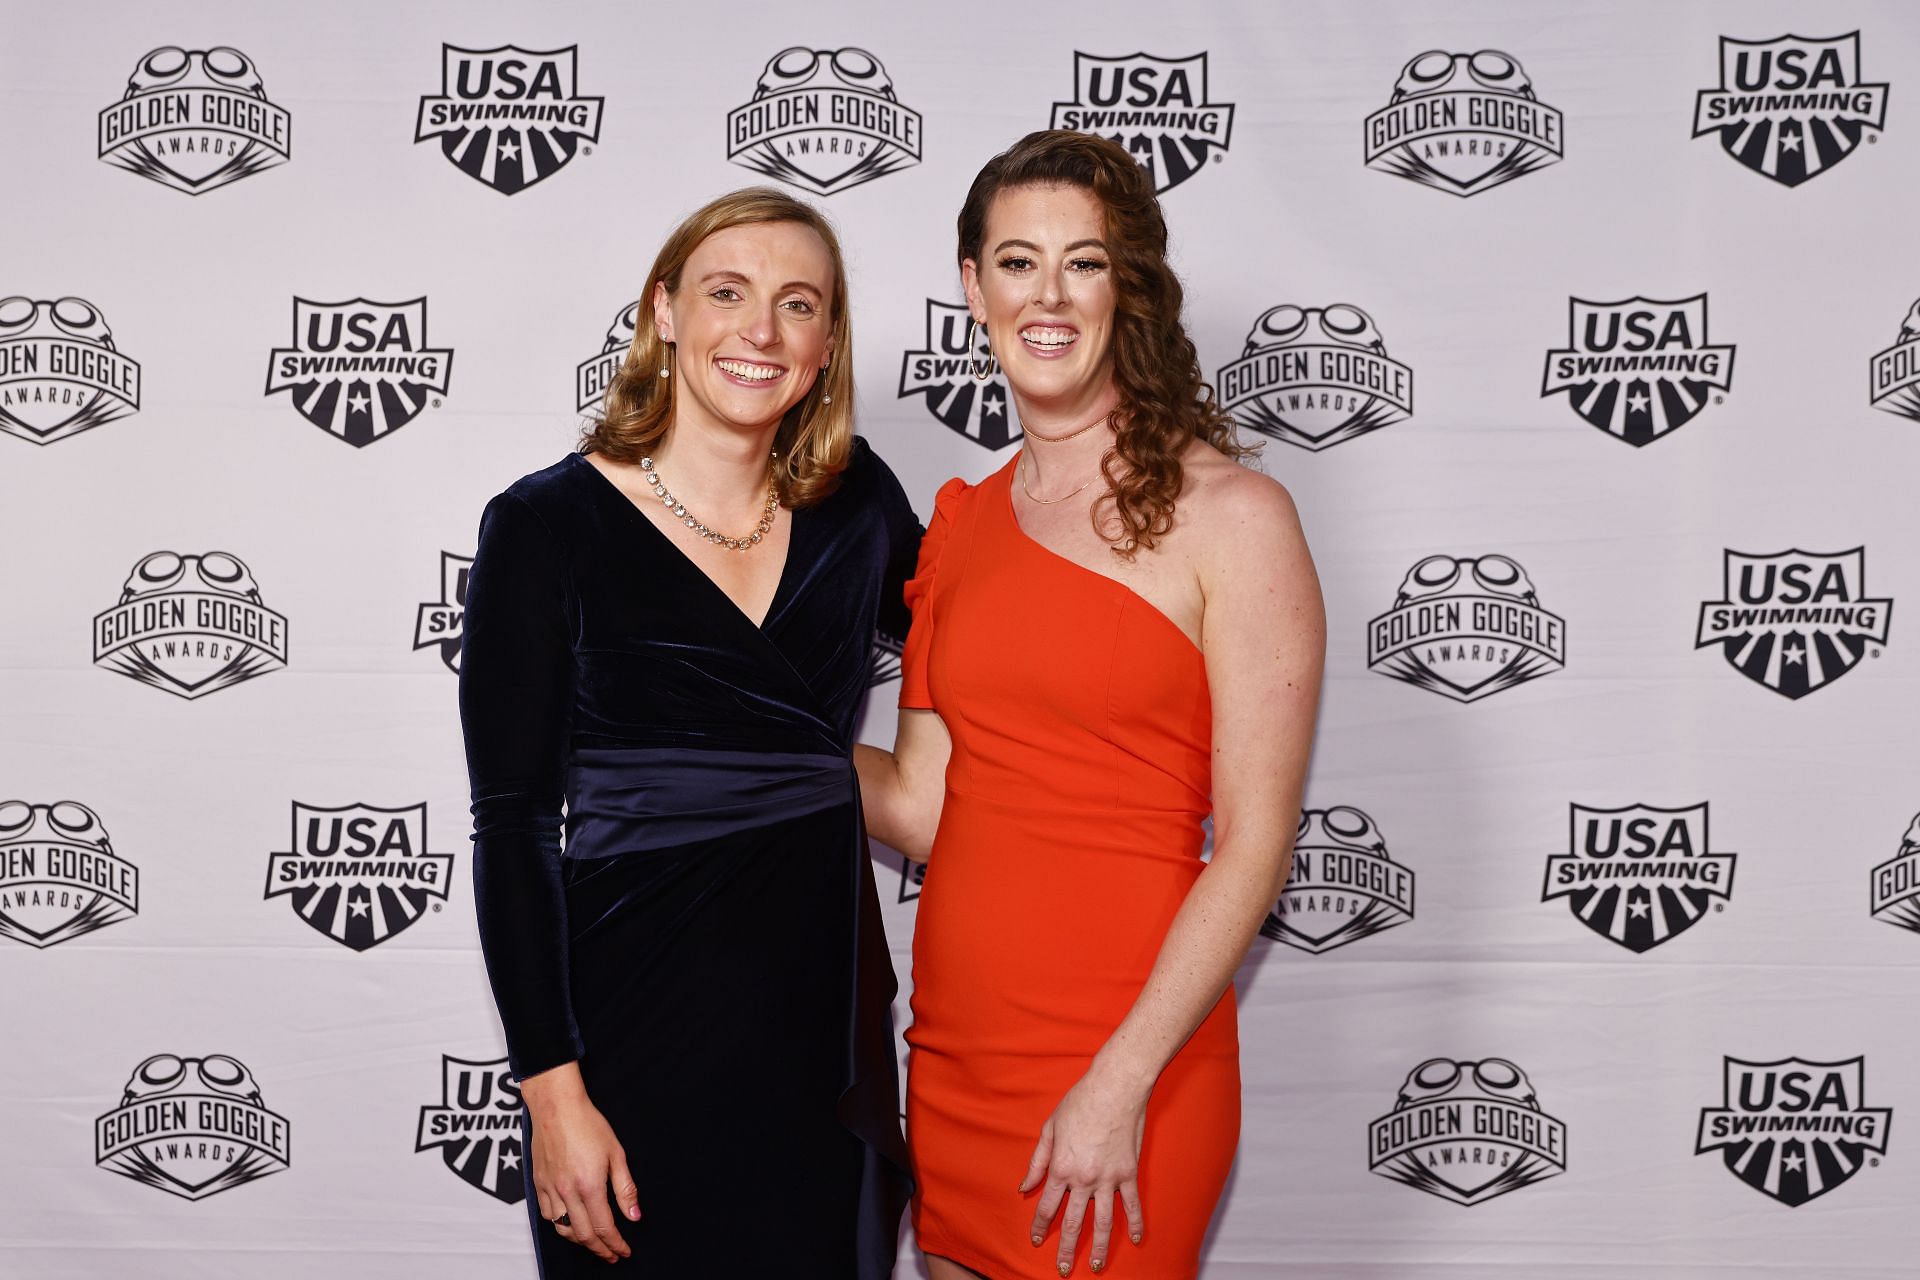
top-left (458, 490), bottom-right (583, 1081)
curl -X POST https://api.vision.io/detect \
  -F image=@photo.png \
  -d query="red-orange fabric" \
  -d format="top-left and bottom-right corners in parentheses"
top-left (900, 460), bottom-right (1239, 1280)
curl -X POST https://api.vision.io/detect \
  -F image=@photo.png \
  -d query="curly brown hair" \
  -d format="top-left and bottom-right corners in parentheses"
top-left (581, 187), bottom-right (854, 509)
top-left (957, 130), bottom-right (1248, 556)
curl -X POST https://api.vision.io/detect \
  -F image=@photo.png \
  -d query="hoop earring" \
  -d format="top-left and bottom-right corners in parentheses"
top-left (966, 319), bottom-right (993, 383)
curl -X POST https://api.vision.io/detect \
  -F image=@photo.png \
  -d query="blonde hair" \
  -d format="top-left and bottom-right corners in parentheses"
top-left (581, 187), bottom-right (855, 508)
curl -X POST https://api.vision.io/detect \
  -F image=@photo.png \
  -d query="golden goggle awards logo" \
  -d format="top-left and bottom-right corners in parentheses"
top-left (727, 47), bottom-right (922, 195)
top-left (1869, 813), bottom-right (1920, 935)
top-left (0, 296), bottom-right (141, 446)
top-left (97, 45), bottom-right (291, 194)
top-left (1868, 298), bottom-right (1920, 423)
top-left (93, 551), bottom-right (289, 699)
top-left (1217, 303), bottom-right (1413, 451)
top-left (576, 300), bottom-right (637, 416)
top-left (1364, 49), bottom-right (1563, 196)
top-left (1368, 554), bottom-right (1566, 702)
top-left (1262, 806), bottom-right (1414, 954)
top-left (0, 801), bottom-right (138, 949)
top-left (95, 1053), bottom-right (292, 1200)
top-left (1369, 1057), bottom-right (1567, 1206)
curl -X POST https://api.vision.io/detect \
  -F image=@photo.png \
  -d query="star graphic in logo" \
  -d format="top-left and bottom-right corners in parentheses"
top-left (1783, 1150), bottom-right (1805, 1173)
top-left (1784, 641), bottom-right (1807, 666)
top-left (1780, 131), bottom-right (1803, 154)
top-left (346, 390), bottom-right (372, 416)
top-left (348, 897), bottom-right (371, 918)
top-left (983, 385), bottom-right (1006, 419)
top-left (500, 1149), bottom-right (521, 1170)
top-left (498, 137), bottom-right (520, 162)
top-left (1627, 896), bottom-right (1651, 919)
top-left (1626, 390), bottom-right (1651, 415)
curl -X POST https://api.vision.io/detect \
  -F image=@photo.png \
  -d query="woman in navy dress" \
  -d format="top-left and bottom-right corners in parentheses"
top-left (459, 188), bottom-right (916, 1276)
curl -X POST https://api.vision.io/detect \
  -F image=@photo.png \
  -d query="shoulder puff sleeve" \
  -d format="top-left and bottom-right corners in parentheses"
top-left (458, 490), bottom-right (584, 1081)
top-left (898, 476), bottom-right (971, 712)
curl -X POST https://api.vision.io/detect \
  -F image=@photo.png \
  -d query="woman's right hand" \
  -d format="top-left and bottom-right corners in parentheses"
top-left (521, 1063), bottom-right (640, 1263)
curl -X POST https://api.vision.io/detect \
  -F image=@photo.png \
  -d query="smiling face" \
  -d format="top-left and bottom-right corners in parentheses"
top-left (962, 182), bottom-right (1117, 419)
top-left (655, 220), bottom-right (836, 440)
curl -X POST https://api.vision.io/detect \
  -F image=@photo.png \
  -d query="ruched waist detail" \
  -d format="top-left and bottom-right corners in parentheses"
top-left (564, 746), bottom-right (852, 858)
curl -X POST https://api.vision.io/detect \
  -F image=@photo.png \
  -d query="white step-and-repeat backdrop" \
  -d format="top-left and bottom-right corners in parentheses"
top-left (4, 1), bottom-right (1920, 1276)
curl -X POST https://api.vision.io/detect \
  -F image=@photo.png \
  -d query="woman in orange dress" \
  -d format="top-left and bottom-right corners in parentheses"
top-left (857, 131), bottom-right (1325, 1279)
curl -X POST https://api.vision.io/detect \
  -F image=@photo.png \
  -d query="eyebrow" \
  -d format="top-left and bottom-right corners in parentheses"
top-left (990, 238), bottom-right (1109, 255)
top-left (695, 270), bottom-right (825, 296)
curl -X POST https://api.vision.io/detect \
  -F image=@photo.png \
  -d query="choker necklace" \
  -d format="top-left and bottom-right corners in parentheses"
top-left (1022, 408), bottom-right (1115, 444)
top-left (1018, 452), bottom-right (1098, 506)
top-left (640, 455), bottom-right (779, 551)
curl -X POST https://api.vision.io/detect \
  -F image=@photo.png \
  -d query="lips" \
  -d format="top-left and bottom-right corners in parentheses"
top-left (714, 356), bottom-right (786, 385)
top-left (1018, 324), bottom-right (1078, 358)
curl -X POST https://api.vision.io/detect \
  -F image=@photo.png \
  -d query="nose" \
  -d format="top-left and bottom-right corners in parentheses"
top-left (738, 298), bottom-right (780, 349)
top-left (1031, 264), bottom-right (1067, 310)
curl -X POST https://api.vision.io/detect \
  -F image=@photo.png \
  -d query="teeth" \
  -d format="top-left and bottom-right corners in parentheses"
top-left (1022, 328), bottom-right (1077, 348)
top-left (716, 359), bottom-right (782, 382)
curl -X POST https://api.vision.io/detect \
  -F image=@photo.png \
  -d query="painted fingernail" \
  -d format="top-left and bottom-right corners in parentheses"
top-left (1132, 1233), bottom-right (1143, 1244)
top-left (1058, 1265), bottom-right (1071, 1278)
top-left (1032, 1234), bottom-right (1044, 1247)
top-left (1092, 1261), bottom-right (1106, 1274)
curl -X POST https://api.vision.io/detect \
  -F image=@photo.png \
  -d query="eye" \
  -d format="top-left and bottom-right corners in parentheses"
top-left (780, 298), bottom-right (817, 316)
top-left (995, 255), bottom-right (1034, 272)
top-left (709, 287), bottom-right (742, 302)
top-left (1069, 258), bottom-right (1108, 273)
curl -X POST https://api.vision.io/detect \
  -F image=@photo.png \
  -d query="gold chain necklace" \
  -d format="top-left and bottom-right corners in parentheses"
top-left (1022, 407), bottom-right (1115, 445)
top-left (1018, 452), bottom-right (1099, 506)
top-left (640, 455), bottom-right (779, 551)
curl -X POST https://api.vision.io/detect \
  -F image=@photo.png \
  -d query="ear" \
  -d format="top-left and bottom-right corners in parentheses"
top-left (960, 259), bottom-right (986, 325)
top-left (652, 280), bottom-right (674, 344)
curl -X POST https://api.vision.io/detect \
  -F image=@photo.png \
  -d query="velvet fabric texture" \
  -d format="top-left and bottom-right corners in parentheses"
top-left (459, 440), bottom-right (918, 1278)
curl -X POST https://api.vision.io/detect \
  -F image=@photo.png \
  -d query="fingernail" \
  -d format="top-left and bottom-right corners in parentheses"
top-left (1131, 1233), bottom-right (1143, 1244)
top-left (1058, 1266), bottom-right (1070, 1278)
top-left (1032, 1234), bottom-right (1044, 1247)
top-left (1092, 1262), bottom-right (1105, 1274)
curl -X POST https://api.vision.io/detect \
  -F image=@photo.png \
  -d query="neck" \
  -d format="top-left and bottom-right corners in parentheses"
top-left (1013, 383), bottom-right (1121, 490)
top-left (647, 416), bottom-right (779, 515)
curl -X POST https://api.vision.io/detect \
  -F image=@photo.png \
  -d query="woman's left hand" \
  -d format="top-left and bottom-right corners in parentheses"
top-left (1021, 1067), bottom-right (1149, 1276)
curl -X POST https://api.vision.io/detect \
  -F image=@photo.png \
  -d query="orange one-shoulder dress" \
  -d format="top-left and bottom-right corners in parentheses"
top-left (899, 462), bottom-right (1240, 1280)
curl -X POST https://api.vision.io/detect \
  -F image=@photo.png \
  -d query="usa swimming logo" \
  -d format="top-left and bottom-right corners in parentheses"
top-left (265, 298), bottom-right (453, 447)
top-left (93, 551), bottom-right (289, 699)
top-left (1217, 304), bottom-right (1414, 451)
top-left (95, 1053), bottom-right (292, 1200)
top-left (1263, 806), bottom-right (1414, 954)
top-left (414, 553), bottom-right (470, 675)
top-left (1364, 49), bottom-right (1563, 196)
top-left (0, 296), bottom-right (141, 446)
top-left (97, 46), bottom-right (291, 194)
top-left (898, 859), bottom-right (926, 904)
top-left (1869, 813), bottom-right (1920, 935)
top-left (416, 1056), bottom-right (524, 1205)
top-left (1692, 34), bottom-right (1889, 187)
top-left (1368, 555), bottom-right (1566, 702)
top-left (415, 45), bottom-right (602, 195)
top-left (1052, 53), bottom-right (1234, 194)
top-left (264, 803), bottom-right (454, 952)
top-left (1542, 804), bottom-right (1735, 953)
top-left (1369, 1058), bottom-right (1568, 1206)
top-left (898, 299), bottom-right (1014, 450)
top-left (576, 300), bottom-right (636, 416)
top-left (0, 801), bottom-right (139, 950)
top-left (727, 48), bottom-right (922, 195)
top-left (1695, 549), bottom-right (1892, 699)
top-left (1868, 298), bottom-right (1920, 422)
top-left (1542, 295), bottom-right (1735, 446)
top-left (1696, 1057), bottom-right (1891, 1205)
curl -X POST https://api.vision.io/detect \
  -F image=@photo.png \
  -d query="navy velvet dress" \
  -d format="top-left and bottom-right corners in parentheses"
top-left (459, 440), bottom-right (917, 1278)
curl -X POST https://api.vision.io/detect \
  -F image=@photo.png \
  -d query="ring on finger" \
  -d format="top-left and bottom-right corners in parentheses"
top-left (554, 1212), bottom-right (572, 1228)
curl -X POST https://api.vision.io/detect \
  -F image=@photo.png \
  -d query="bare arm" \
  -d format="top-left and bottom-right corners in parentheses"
top-left (1024, 468), bottom-right (1324, 1274)
top-left (854, 708), bottom-right (952, 861)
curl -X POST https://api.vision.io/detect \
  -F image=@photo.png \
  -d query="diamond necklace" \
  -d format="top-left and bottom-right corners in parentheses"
top-left (639, 454), bottom-right (779, 552)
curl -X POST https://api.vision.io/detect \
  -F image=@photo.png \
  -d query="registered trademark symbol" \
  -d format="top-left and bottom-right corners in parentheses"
top-left (1713, 395), bottom-right (1724, 404)
top-left (1714, 903), bottom-right (1725, 912)
top-left (1212, 153), bottom-right (1223, 164)
top-left (1868, 134), bottom-right (1878, 144)
top-left (433, 903), bottom-right (443, 912)
top-left (1872, 1157), bottom-right (1880, 1166)
top-left (432, 398), bottom-right (442, 408)
top-left (1872, 648), bottom-right (1882, 658)
top-left (584, 145), bottom-right (593, 156)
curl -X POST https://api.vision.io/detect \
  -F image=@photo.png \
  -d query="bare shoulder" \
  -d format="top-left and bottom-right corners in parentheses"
top-left (1176, 442), bottom-right (1309, 562)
